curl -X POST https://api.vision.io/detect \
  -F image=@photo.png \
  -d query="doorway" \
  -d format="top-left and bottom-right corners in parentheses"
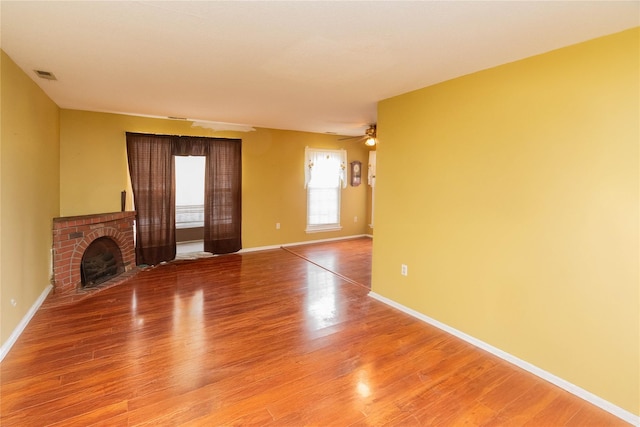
top-left (175, 155), bottom-right (205, 256)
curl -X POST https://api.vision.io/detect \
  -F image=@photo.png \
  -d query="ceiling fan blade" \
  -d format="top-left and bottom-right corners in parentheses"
top-left (338, 124), bottom-right (375, 143)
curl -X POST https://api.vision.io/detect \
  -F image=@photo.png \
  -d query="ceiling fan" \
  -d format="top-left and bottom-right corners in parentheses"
top-left (339, 124), bottom-right (377, 146)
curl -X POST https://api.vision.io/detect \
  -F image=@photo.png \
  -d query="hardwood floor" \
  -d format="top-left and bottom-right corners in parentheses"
top-left (284, 237), bottom-right (372, 289)
top-left (0, 239), bottom-right (629, 426)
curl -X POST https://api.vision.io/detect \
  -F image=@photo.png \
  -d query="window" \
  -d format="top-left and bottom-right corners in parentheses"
top-left (304, 147), bottom-right (347, 233)
top-left (175, 155), bottom-right (205, 229)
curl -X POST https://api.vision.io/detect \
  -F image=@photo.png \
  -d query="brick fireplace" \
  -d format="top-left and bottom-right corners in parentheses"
top-left (52, 211), bottom-right (136, 295)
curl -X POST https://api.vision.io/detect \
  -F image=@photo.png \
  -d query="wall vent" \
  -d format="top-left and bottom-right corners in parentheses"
top-left (34, 70), bottom-right (57, 80)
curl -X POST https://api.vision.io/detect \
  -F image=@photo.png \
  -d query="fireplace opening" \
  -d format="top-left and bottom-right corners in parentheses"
top-left (81, 237), bottom-right (125, 288)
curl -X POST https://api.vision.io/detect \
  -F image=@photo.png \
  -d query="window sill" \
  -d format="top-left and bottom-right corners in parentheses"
top-left (305, 225), bottom-right (342, 234)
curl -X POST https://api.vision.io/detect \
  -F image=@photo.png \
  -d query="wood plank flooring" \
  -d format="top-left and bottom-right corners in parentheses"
top-left (0, 239), bottom-right (630, 426)
top-left (284, 237), bottom-right (372, 289)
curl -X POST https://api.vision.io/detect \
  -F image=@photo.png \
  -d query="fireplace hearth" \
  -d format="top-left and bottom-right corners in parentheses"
top-left (52, 211), bottom-right (136, 295)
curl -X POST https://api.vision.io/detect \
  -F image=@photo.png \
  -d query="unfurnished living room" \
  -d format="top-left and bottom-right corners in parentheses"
top-left (1, 1), bottom-right (638, 426)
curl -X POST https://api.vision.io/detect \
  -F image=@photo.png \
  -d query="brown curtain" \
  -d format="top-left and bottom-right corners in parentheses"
top-left (203, 139), bottom-right (242, 253)
top-left (126, 133), bottom-right (176, 265)
top-left (126, 132), bottom-right (242, 265)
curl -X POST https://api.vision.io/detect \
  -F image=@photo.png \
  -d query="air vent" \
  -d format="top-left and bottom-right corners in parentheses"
top-left (34, 70), bottom-right (57, 81)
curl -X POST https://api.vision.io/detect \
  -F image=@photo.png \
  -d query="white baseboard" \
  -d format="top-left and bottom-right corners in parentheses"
top-left (281, 234), bottom-right (369, 248)
top-left (0, 284), bottom-right (52, 362)
top-left (239, 234), bottom-right (370, 254)
top-left (238, 244), bottom-right (284, 253)
top-left (177, 235), bottom-right (372, 255)
top-left (368, 291), bottom-right (639, 426)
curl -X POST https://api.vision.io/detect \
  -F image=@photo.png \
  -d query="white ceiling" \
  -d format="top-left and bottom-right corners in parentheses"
top-left (1, 1), bottom-right (638, 136)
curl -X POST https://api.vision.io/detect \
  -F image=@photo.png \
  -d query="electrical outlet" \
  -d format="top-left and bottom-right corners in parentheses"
top-left (276, 223), bottom-right (280, 230)
top-left (401, 264), bottom-right (408, 276)
top-left (354, 216), bottom-right (358, 222)
top-left (10, 298), bottom-right (17, 307)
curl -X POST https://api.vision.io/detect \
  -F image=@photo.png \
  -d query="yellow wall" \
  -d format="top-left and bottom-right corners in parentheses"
top-left (59, 110), bottom-right (371, 248)
top-left (1, 51), bottom-right (60, 344)
top-left (373, 28), bottom-right (639, 415)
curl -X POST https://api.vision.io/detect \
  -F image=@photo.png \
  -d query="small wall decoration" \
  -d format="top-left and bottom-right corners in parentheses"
top-left (350, 161), bottom-right (362, 186)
